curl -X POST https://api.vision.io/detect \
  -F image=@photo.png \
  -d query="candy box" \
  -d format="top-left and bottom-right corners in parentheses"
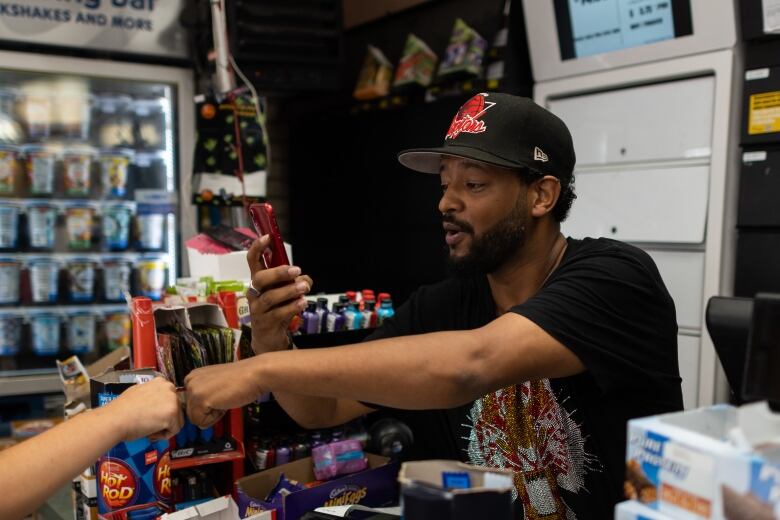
top-left (90, 369), bottom-right (172, 519)
top-left (626, 404), bottom-right (780, 519)
top-left (236, 454), bottom-right (398, 520)
top-left (161, 496), bottom-right (274, 519)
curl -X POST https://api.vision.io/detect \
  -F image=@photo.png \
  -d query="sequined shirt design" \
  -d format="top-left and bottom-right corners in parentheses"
top-left (466, 380), bottom-right (600, 519)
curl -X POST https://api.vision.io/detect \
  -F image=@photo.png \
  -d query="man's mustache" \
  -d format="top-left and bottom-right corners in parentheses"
top-left (442, 214), bottom-right (474, 234)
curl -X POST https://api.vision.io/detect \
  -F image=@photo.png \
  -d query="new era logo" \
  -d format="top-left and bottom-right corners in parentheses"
top-left (534, 147), bottom-right (549, 162)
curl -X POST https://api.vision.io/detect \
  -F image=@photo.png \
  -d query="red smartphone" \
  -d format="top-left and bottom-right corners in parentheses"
top-left (248, 202), bottom-right (290, 269)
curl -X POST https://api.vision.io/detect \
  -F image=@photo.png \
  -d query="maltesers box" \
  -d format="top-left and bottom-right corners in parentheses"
top-left (626, 405), bottom-right (780, 519)
top-left (235, 454), bottom-right (399, 520)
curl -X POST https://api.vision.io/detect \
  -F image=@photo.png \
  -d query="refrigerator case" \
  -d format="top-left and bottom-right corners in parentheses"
top-left (0, 51), bottom-right (195, 396)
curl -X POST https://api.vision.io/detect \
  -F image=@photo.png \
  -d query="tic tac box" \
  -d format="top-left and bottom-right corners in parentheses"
top-left (626, 405), bottom-right (780, 519)
top-left (90, 369), bottom-right (172, 519)
top-left (236, 454), bottom-right (399, 520)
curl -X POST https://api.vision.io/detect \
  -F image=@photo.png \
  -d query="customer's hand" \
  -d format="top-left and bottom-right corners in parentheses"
top-left (105, 377), bottom-right (184, 442)
top-left (184, 360), bottom-right (263, 428)
top-left (247, 236), bottom-right (313, 355)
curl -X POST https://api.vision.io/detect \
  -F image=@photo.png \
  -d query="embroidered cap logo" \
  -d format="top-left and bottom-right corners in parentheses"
top-left (534, 146), bottom-right (549, 162)
top-left (446, 93), bottom-right (496, 140)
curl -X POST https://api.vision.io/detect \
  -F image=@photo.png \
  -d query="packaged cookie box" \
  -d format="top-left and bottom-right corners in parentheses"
top-left (626, 405), bottom-right (780, 519)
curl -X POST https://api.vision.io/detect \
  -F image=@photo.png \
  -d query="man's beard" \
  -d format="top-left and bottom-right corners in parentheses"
top-left (445, 200), bottom-right (527, 277)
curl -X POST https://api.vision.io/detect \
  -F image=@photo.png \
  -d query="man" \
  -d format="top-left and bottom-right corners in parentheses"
top-left (185, 93), bottom-right (683, 518)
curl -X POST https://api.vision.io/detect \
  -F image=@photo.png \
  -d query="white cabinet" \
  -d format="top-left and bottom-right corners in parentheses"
top-left (678, 334), bottom-right (701, 410)
top-left (548, 76), bottom-right (715, 166)
top-left (562, 165), bottom-right (709, 244)
top-left (645, 250), bottom-right (706, 330)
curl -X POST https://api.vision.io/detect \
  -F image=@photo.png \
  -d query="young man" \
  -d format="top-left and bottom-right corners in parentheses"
top-left (185, 93), bottom-right (683, 518)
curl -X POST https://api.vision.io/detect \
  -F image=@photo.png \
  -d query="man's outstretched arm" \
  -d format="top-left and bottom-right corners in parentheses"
top-left (185, 312), bottom-right (585, 427)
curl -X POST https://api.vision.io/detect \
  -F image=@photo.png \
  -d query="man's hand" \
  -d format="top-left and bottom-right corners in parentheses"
top-left (184, 360), bottom-right (264, 428)
top-left (105, 377), bottom-right (184, 442)
top-left (247, 236), bottom-right (313, 355)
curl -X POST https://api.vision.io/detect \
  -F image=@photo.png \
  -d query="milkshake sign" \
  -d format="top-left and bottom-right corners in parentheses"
top-left (0, 0), bottom-right (187, 58)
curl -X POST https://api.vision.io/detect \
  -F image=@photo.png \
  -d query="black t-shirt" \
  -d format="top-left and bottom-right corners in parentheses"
top-left (364, 237), bottom-right (682, 519)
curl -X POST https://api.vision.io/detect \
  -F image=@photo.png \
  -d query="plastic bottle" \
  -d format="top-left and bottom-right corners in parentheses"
top-left (316, 297), bottom-right (329, 333)
top-left (302, 300), bottom-right (319, 335)
top-left (344, 301), bottom-right (363, 330)
top-left (325, 303), bottom-right (346, 332)
top-left (275, 441), bottom-right (291, 466)
top-left (362, 300), bottom-right (377, 329)
top-left (377, 299), bottom-right (395, 326)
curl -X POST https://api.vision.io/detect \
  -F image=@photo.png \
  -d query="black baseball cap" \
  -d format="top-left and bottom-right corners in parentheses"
top-left (397, 92), bottom-right (576, 182)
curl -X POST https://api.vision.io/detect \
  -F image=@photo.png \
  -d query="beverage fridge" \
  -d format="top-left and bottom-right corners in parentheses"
top-left (0, 50), bottom-right (195, 397)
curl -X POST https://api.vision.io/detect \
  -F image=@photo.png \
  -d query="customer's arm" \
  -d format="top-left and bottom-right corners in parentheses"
top-left (0, 377), bottom-right (183, 520)
top-left (245, 237), bottom-right (374, 428)
top-left (185, 312), bottom-right (586, 427)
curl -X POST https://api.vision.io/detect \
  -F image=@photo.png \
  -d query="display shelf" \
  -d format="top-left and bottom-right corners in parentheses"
top-left (348, 77), bottom-right (508, 115)
top-left (169, 445), bottom-right (245, 470)
top-left (0, 304), bottom-right (129, 316)
top-left (0, 372), bottom-right (60, 396)
top-left (131, 296), bottom-right (245, 502)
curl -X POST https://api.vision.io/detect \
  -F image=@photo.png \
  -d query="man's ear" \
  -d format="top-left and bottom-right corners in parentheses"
top-left (530, 176), bottom-right (561, 218)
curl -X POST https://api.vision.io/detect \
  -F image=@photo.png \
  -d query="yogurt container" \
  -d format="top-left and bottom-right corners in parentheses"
top-left (137, 213), bottom-right (165, 250)
top-left (0, 144), bottom-right (19, 194)
top-left (0, 313), bottom-right (21, 356)
top-left (94, 94), bottom-right (134, 149)
top-left (30, 312), bottom-right (60, 356)
top-left (0, 203), bottom-right (19, 248)
top-left (137, 258), bottom-right (166, 301)
top-left (102, 258), bottom-right (131, 302)
top-left (52, 82), bottom-right (91, 140)
top-left (29, 258), bottom-right (59, 303)
top-left (105, 311), bottom-right (131, 350)
top-left (65, 204), bottom-right (94, 250)
top-left (20, 82), bottom-right (52, 139)
top-left (99, 149), bottom-right (132, 197)
top-left (133, 97), bottom-right (166, 150)
top-left (67, 258), bottom-right (95, 302)
top-left (0, 258), bottom-right (20, 304)
top-left (23, 145), bottom-right (57, 195)
top-left (68, 311), bottom-right (96, 353)
top-left (102, 203), bottom-right (132, 251)
top-left (26, 203), bottom-right (57, 249)
top-left (63, 147), bottom-right (95, 196)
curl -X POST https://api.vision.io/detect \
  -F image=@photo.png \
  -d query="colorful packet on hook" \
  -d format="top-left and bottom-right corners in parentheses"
top-left (437, 18), bottom-right (488, 80)
top-left (393, 34), bottom-right (438, 89)
top-left (354, 45), bottom-right (394, 100)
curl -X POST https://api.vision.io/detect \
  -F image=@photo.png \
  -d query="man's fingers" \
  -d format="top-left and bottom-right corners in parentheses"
top-left (250, 265), bottom-right (302, 297)
top-left (271, 297), bottom-right (308, 324)
top-left (256, 280), bottom-right (310, 311)
top-left (246, 236), bottom-right (270, 274)
top-left (296, 275), bottom-right (313, 292)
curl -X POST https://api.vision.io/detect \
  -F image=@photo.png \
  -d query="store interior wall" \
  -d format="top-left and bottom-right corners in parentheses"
top-left (268, 0), bottom-right (530, 305)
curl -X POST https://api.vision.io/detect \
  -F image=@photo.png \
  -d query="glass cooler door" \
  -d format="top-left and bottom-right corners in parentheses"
top-left (0, 68), bottom-right (179, 378)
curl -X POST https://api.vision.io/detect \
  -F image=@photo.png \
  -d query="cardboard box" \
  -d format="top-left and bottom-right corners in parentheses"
top-left (626, 405), bottom-right (780, 519)
top-left (186, 241), bottom-right (292, 280)
top-left (162, 496), bottom-right (274, 520)
top-left (615, 500), bottom-right (676, 519)
top-left (90, 369), bottom-right (172, 519)
top-left (236, 454), bottom-right (399, 520)
top-left (398, 460), bottom-right (515, 520)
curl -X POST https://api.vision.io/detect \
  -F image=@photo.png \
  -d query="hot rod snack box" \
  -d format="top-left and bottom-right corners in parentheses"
top-left (90, 369), bottom-right (172, 519)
